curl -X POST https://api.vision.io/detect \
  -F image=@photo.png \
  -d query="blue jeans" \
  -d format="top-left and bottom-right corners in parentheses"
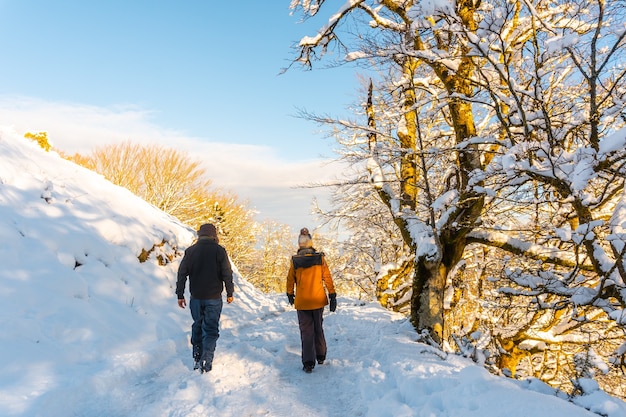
top-left (190, 298), bottom-right (223, 365)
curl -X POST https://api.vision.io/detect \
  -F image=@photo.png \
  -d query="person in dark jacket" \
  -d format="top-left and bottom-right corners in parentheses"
top-left (176, 223), bottom-right (234, 373)
top-left (286, 227), bottom-right (336, 373)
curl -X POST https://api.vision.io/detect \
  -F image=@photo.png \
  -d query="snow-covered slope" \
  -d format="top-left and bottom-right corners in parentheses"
top-left (0, 127), bottom-right (624, 417)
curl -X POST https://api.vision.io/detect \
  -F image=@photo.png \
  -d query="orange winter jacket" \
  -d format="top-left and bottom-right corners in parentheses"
top-left (286, 248), bottom-right (335, 311)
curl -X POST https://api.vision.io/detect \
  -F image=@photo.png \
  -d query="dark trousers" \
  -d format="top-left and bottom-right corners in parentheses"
top-left (190, 298), bottom-right (223, 365)
top-left (297, 308), bottom-right (327, 366)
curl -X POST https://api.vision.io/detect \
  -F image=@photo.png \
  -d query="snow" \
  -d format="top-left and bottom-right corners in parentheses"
top-left (599, 127), bottom-right (626, 156)
top-left (1, 125), bottom-right (625, 416)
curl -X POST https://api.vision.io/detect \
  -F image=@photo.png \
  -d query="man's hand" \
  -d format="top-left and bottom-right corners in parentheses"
top-left (177, 298), bottom-right (186, 309)
top-left (227, 296), bottom-right (234, 304)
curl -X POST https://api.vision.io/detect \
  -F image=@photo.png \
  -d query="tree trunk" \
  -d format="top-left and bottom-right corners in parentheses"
top-left (412, 256), bottom-right (445, 343)
top-left (412, 236), bottom-right (467, 344)
top-left (408, 1), bottom-right (481, 344)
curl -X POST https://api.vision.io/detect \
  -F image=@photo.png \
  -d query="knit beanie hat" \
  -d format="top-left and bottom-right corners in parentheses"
top-left (298, 227), bottom-right (313, 248)
top-left (198, 223), bottom-right (218, 241)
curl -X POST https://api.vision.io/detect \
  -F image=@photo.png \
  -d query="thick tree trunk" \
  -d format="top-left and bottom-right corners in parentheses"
top-left (407, 1), bottom-right (481, 344)
top-left (409, 97), bottom-right (481, 344)
top-left (412, 237), bottom-right (467, 344)
top-left (411, 257), bottom-right (445, 343)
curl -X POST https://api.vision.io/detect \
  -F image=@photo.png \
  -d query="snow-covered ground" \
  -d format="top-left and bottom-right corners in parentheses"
top-left (1, 126), bottom-right (625, 417)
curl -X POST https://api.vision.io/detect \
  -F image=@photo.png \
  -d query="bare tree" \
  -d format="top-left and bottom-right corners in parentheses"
top-left (68, 141), bottom-right (211, 220)
top-left (290, 0), bottom-right (488, 343)
top-left (66, 141), bottom-right (259, 278)
top-left (241, 220), bottom-right (294, 293)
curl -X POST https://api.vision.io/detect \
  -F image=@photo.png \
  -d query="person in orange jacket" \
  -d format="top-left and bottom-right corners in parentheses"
top-left (286, 227), bottom-right (337, 373)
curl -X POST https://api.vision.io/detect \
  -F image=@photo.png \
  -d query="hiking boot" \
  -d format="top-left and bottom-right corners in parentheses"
top-left (303, 364), bottom-right (314, 373)
top-left (201, 361), bottom-right (212, 373)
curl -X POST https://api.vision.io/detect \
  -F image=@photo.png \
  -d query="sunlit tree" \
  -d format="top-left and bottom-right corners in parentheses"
top-left (66, 141), bottom-right (259, 278)
top-left (289, 0), bottom-right (626, 397)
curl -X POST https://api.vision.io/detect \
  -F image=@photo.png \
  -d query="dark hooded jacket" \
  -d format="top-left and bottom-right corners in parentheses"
top-left (176, 236), bottom-right (234, 300)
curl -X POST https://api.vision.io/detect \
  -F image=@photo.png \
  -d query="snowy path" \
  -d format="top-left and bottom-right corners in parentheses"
top-left (81, 299), bottom-right (406, 417)
top-left (25, 294), bottom-right (606, 417)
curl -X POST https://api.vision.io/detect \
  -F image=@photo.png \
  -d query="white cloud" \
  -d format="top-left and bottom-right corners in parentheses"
top-left (0, 95), bottom-right (344, 230)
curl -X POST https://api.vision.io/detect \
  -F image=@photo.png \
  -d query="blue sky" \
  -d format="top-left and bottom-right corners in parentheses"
top-left (0, 0), bottom-right (361, 230)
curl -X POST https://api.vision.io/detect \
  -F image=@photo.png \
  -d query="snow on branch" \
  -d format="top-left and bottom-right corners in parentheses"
top-left (296, 0), bottom-right (366, 66)
top-left (467, 230), bottom-right (592, 270)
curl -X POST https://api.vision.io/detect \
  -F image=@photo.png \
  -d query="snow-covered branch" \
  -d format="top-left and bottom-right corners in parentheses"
top-left (467, 229), bottom-right (593, 271)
